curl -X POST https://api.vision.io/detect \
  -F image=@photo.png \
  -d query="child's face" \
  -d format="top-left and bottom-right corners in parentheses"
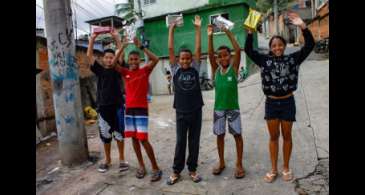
top-left (270, 38), bottom-right (286, 57)
top-left (128, 54), bottom-right (141, 70)
top-left (102, 52), bottom-right (115, 69)
top-left (179, 52), bottom-right (192, 69)
top-left (217, 49), bottom-right (231, 68)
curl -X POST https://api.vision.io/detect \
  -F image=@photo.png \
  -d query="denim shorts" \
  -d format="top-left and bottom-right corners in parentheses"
top-left (265, 96), bottom-right (296, 122)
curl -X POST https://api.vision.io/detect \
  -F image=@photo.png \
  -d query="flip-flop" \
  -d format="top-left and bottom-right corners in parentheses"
top-left (166, 174), bottom-right (181, 185)
top-left (282, 170), bottom-right (294, 182)
top-left (212, 165), bottom-right (225, 175)
top-left (136, 168), bottom-right (146, 179)
top-left (234, 168), bottom-right (245, 179)
top-left (189, 173), bottom-right (202, 183)
top-left (151, 170), bottom-right (163, 182)
top-left (264, 171), bottom-right (278, 183)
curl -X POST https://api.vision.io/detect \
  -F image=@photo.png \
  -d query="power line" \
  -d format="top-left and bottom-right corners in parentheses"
top-left (82, 0), bottom-right (109, 17)
top-left (90, 0), bottom-right (113, 15)
top-left (93, 0), bottom-right (113, 15)
top-left (72, 1), bottom-right (99, 18)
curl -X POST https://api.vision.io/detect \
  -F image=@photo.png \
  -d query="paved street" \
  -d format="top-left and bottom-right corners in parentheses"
top-left (36, 48), bottom-right (329, 194)
top-left (36, 33), bottom-right (329, 195)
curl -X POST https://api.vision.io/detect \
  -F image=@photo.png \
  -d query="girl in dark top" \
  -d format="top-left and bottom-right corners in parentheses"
top-left (244, 12), bottom-right (315, 183)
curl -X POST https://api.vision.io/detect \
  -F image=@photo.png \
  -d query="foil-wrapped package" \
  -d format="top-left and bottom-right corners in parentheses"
top-left (213, 16), bottom-right (234, 30)
top-left (166, 14), bottom-right (184, 27)
top-left (123, 24), bottom-right (136, 43)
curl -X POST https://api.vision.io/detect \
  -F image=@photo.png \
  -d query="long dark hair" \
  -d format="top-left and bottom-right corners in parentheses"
top-left (268, 35), bottom-right (287, 56)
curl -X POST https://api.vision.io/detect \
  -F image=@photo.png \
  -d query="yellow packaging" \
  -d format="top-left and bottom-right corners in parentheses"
top-left (84, 106), bottom-right (97, 119)
top-left (244, 8), bottom-right (262, 31)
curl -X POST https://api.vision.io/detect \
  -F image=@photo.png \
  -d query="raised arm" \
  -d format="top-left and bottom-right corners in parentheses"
top-left (111, 29), bottom-right (125, 65)
top-left (112, 42), bottom-right (127, 66)
top-left (287, 12), bottom-right (315, 64)
top-left (111, 29), bottom-right (122, 50)
top-left (168, 23), bottom-right (177, 65)
top-left (87, 33), bottom-right (98, 65)
top-left (134, 37), bottom-right (159, 70)
top-left (207, 24), bottom-right (218, 76)
top-left (193, 15), bottom-right (202, 63)
top-left (244, 28), bottom-right (265, 67)
top-left (223, 27), bottom-right (241, 74)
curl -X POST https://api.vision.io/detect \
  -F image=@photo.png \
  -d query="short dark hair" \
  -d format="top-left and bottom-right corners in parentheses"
top-left (179, 48), bottom-right (193, 57)
top-left (269, 35), bottom-right (287, 48)
top-left (103, 49), bottom-right (115, 56)
top-left (217, 45), bottom-right (231, 54)
top-left (128, 50), bottom-right (141, 57)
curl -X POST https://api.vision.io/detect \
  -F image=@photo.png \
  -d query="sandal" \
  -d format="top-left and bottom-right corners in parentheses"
top-left (166, 174), bottom-right (181, 185)
top-left (151, 170), bottom-right (163, 182)
top-left (119, 161), bottom-right (129, 172)
top-left (234, 168), bottom-right (245, 179)
top-left (264, 171), bottom-right (278, 183)
top-left (282, 170), bottom-right (294, 182)
top-left (136, 168), bottom-right (146, 179)
top-left (189, 172), bottom-right (202, 183)
top-left (212, 165), bottom-right (225, 175)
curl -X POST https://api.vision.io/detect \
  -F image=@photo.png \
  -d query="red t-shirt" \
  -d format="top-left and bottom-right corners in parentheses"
top-left (116, 66), bottom-right (152, 109)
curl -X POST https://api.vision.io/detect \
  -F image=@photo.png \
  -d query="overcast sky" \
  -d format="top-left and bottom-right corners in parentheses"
top-left (36, 0), bottom-right (129, 37)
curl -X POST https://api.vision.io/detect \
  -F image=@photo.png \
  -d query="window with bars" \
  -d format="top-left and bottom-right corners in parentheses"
top-left (144, 0), bottom-right (156, 6)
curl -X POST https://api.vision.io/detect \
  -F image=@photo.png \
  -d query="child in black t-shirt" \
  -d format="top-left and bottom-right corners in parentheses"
top-left (166, 15), bottom-right (204, 185)
top-left (87, 29), bottom-right (129, 173)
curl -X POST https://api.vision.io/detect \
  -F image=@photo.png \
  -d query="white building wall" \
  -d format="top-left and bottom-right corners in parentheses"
top-left (134, 0), bottom-right (209, 19)
top-left (149, 59), bottom-right (170, 95)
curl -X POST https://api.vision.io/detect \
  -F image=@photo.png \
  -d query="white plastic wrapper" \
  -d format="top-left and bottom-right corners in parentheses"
top-left (213, 15), bottom-right (234, 30)
top-left (123, 24), bottom-right (136, 43)
top-left (166, 14), bottom-right (184, 27)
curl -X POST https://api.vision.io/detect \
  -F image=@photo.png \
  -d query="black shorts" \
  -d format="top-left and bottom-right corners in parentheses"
top-left (97, 104), bottom-right (125, 143)
top-left (265, 96), bottom-right (296, 122)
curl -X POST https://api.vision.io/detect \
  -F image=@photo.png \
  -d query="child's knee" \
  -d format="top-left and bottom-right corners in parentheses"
top-left (270, 134), bottom-right (280, 141)
top-left (140, 139), bottom-right (149, 145)
top-left (233, 134), bottom-right (242, 139)
top-left (217, 134), bottom-right (225, 139)
top-left (282, 133), bottom-right (292, 142)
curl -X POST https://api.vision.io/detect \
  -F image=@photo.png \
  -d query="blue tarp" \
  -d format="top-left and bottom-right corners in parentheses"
top-left (76, 40), bottom-right (104, 52)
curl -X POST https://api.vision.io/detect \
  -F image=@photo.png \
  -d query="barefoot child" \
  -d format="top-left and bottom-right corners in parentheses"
top-left (207, 25), bottom-right (245, 179)
top-left (244, 12), bottom-right (314, 182)
top-left (114, 37), bottom-right (163, 182)
top-left (166, 15), bottom-right (204, 185)
top-left (87, 30), bottom-right (129, 173)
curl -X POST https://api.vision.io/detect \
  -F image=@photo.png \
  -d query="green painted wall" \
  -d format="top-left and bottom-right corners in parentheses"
top-left (133, 4), bottom-right (252, 57)
top-left (209, 0), bottom-right (256, 8)
top-left (123, 2), bottom-right (258, 74)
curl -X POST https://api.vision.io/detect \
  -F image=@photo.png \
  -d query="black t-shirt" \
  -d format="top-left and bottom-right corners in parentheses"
top-left (90, 61), bottom-right (124, 107)
top-left (171, 61), bottom-right (204, 113)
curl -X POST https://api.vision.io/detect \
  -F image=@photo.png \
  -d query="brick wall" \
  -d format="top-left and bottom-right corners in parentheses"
top-left (36, 40), bottom-right (103, 137)
top-left (300, 2), bottom-right (329, 43)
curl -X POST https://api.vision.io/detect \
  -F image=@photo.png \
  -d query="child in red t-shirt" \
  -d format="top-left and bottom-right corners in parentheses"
top-left (114, 37), bottom-right (162, 182)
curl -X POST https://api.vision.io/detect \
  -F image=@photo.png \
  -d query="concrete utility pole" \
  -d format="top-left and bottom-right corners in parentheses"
top-left (274, 0), bottom-right (279, 35)
top-left (43, 0), bottom-right (89, 166)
